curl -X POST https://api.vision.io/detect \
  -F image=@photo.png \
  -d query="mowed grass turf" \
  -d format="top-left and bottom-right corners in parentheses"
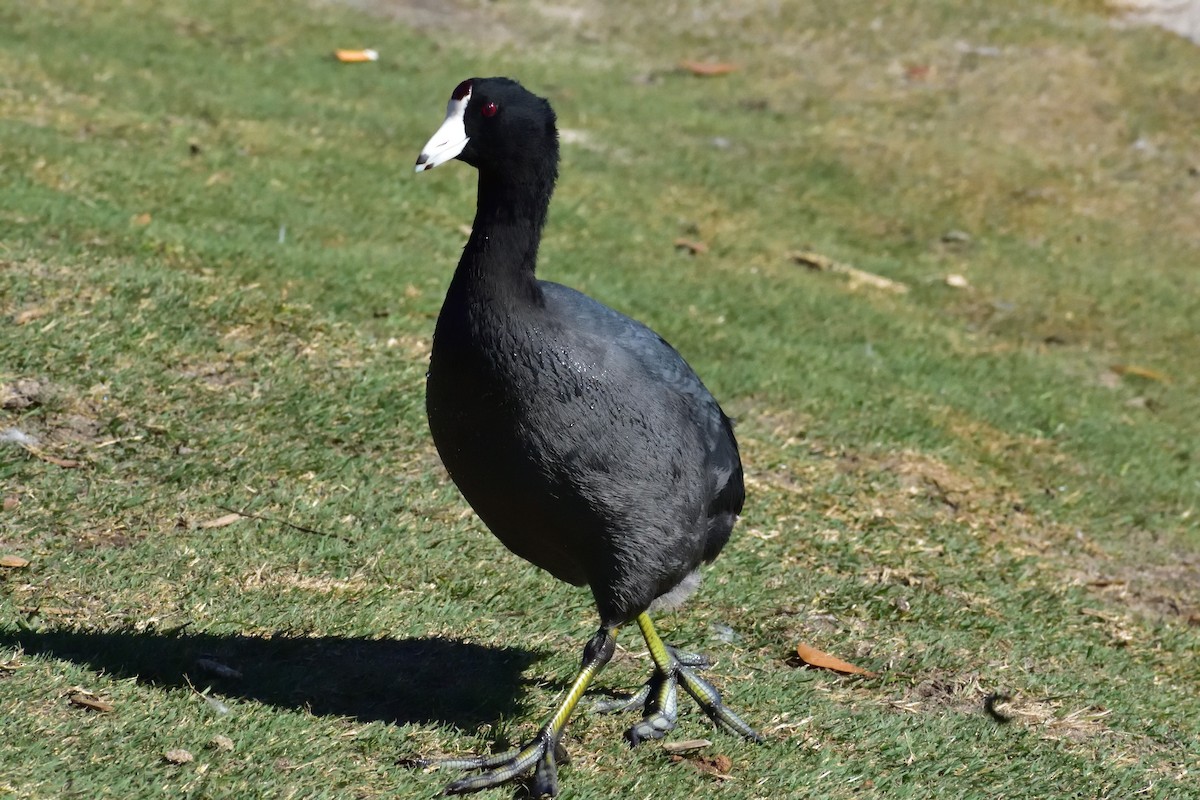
top-left (1, 0), bottom-right (1198, 798)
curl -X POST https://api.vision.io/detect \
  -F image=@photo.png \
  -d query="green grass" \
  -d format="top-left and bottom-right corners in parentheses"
top-left (2, 0), bottom-right (1198, 798)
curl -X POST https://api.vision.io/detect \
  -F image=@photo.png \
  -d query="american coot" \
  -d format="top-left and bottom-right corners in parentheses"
top-left (414, 77), bottom-right (761, 797)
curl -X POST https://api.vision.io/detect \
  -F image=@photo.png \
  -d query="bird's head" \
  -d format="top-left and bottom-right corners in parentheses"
top-left (415, 77), bottom-right (558, 177)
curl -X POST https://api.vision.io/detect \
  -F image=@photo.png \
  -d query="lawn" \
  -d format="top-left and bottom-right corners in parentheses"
top-left (1, 1), bottom-right (1198, 798)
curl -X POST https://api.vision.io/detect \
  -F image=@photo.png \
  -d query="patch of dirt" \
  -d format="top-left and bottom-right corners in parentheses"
top-left (176, 358), bottom-right (247, 392)
top-left (239, 566), bottom-right (369, 595)
top-left (736, 405), bottom-right (1066, 573)
top-left (741, 400), bottom-right (1199, 683)
top-left (990, 693), bottom-right (1121, 744)
top-left (1, 378), bottom-right (54, 411)
top-left (874, 450), bottom-right (986, 513)
top-left (833, 446), bottom-right (1036, 543)
top-left (0, 377), bottom-right (110, 452)
top-left (735, 405), bottom-right (823, 501)
top-left (892, 670), bottom-right (988, 715)
top-left (45, 413), bottom-right (105, 447)
top-left (71, 527), bottom-right (136, 551)
top-left (887, 670), bottom-right (1172, 764)
top-left (1074, 552), bottom-right (1200, 626)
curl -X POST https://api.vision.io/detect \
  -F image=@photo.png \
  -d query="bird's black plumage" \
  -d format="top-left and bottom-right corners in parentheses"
top-left (425, 77), bottom-right (742, 626)
top-left (415, 77), bottom-right (759, 797)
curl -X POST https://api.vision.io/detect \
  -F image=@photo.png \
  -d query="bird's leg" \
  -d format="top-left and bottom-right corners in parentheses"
top-left (415, 626), bottom-right (617, 798)
top-left (606, 612), bottom-right (763, 746)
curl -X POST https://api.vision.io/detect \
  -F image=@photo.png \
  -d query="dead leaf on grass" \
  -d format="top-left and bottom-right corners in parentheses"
top-left (1, 378), bottom-right (52, 409)
top-left (334, 48), bottom-right (379, 63)
top-left (3, 496), bottom-right (19, 511)
top-left (795, 643), bottom-right (879, 677)
top-left (12, 307), bottom-right (49, 325)
top-left (1110, 364), bottom-right (1171, 384)
top-left (68, 689), bottom-right (114, 712)
top-left (23, 447), bottom-right (83, 468)
top-left (198, 512), bottom-right (242, 529)
top-left (904, 63), bottom-right (935, 81)
top-left (674, 237), bottom-right (708, 255)
top-left (0, 554), bottom-right (31, 569)
top-left (680, 60), bottom-right (739, 76)
top-left (131, 212), bottom-right (152, 227)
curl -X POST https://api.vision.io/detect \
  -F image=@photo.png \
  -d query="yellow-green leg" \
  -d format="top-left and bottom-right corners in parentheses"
top-left (603, 612), bottom-right (762, 745)
top-left (424, 627), bottom-right (617, 797)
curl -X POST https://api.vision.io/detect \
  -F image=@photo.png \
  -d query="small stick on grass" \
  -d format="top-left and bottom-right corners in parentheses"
top-left (215, 505), bottom-right (353, 545)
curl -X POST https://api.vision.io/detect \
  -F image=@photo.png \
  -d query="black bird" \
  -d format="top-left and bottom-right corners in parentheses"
top-left (414, 77), bottom-right (761, 797)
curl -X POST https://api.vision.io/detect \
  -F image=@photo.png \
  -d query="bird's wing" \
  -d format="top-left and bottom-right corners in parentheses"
top-left (540, 281), bottom-right (745, 535)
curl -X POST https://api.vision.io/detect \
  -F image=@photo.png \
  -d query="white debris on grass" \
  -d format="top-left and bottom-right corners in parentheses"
top-left (0, 428), bottom-right (38, 447)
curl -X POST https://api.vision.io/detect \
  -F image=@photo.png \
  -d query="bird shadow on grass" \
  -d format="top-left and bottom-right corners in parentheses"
top-left (0, 627), bottom-right (545, 729)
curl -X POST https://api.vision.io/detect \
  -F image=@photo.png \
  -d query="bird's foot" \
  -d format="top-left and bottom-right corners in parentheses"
top-left (591, 681), bottom-right (651, 715)
top-left (592, 648), bottom-right (708, 714)
top-left (408, 627), bottom-right (617, 797)
top-left (407, 731), bottom-right (569, 797)
top-left (593, 646), bottom-right (762, 746)
top-left (675, 658), bottom-right (763, 743)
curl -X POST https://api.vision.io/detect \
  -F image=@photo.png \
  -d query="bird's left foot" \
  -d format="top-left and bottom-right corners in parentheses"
top-left (407, 731), bottom-right (569, 797)
top-left (593, 646), bottom-right (763, 745)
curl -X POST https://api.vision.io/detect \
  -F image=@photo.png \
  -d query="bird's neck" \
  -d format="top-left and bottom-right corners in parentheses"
top-left (451, 165), bottom-right (556, 304)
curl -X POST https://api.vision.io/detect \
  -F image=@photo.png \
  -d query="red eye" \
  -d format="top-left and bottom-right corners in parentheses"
top-left (481, 101), bottom-right (498, 118)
